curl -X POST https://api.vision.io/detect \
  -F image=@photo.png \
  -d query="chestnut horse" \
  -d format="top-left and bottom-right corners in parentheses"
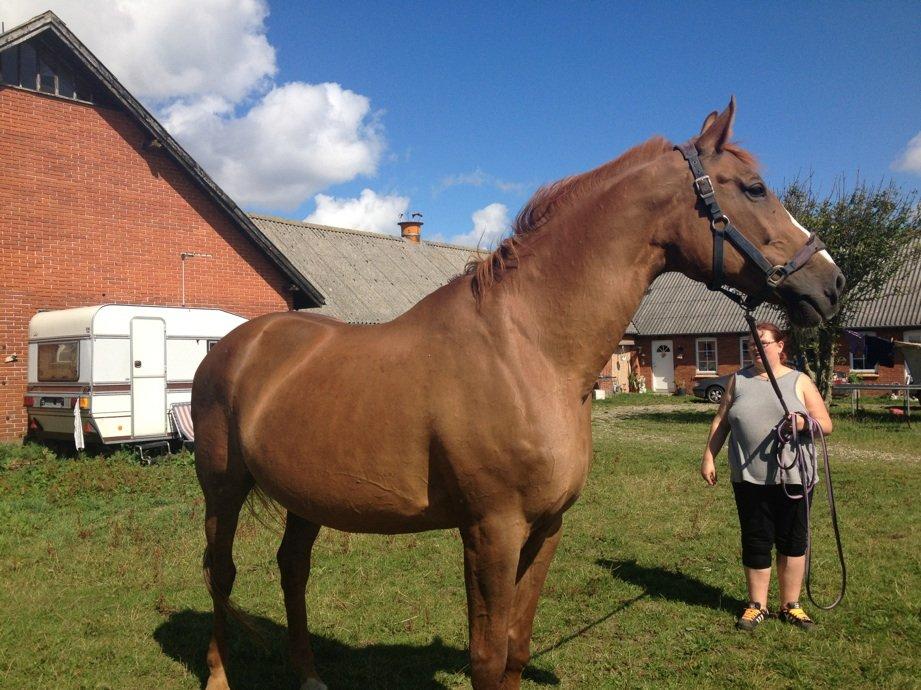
top-left (193, 99), bottom-right (843, 690)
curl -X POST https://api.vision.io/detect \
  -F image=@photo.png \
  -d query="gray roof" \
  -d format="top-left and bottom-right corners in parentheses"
top-left (845, 245), bottom-right (921, 329)
top-left (0, 12), bottom-right (323, 305)
top-left (250, 215), bottom-right (479, 323)
top-left (631, 253), bottom-right (921, 336)
top-left (630, 273), bottom-right (780, 336)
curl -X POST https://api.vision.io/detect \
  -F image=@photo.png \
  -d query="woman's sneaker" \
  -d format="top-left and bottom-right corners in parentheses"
top-left (736, 602), bottom-right (769, 631)
top-left (779, 602), bottom-right (816, 630)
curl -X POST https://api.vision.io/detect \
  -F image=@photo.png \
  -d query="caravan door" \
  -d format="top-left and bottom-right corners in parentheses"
top-left (131, 318), bottom-right (167, 437)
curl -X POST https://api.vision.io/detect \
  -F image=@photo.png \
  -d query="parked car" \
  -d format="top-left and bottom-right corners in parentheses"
top-left (692, 374), bottom-right (732, 403)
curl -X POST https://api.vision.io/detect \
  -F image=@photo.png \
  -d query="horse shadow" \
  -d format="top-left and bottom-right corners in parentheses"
top-left (596, 559), bottom-right (745, 615)
top-left (154, 610), bottom-right (559, 689)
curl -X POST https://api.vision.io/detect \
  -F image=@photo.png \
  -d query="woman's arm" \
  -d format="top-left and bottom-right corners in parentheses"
top-left (796, 374), bottom-right (833, 435)
top-left (701, 376), bottom-right (735, 485)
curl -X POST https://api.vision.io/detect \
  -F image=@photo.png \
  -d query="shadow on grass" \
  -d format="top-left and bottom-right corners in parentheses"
top-left (532, 593), bottom-right (648, 659)
top-left (155, 609), bottom-right (559, 689)
top-left (596, 559), bottom-right (745, 615)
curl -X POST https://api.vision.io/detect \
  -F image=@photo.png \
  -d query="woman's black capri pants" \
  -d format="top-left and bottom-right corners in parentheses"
top-left (732, 481), bottom-right (814, 569)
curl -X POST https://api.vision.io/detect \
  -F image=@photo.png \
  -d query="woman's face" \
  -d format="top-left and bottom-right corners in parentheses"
top-left (749, 329), bottom-right (784, 369)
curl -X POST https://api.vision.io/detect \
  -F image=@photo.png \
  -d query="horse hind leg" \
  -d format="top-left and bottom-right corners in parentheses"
top-left (198, 440), bottom-right (254, 690)
top-left (277, 512), bottom-right (326, 690)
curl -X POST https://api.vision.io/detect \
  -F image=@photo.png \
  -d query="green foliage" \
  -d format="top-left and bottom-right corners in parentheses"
top-left (1, 405), bottom-right (919, 687)
top-left (781, 180), bottom-right (921, 398)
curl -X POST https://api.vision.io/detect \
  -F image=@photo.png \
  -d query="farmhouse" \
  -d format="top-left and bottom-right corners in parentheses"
top-left (0, 12), bottom-right (329, 440)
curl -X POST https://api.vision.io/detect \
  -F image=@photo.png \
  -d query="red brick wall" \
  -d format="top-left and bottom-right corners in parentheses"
top-left (0, 87), bottom-right (292, 440)
top-left (634, 330), bottom-right (912, 393)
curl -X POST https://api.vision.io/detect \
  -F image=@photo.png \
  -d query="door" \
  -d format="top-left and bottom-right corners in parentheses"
top-left (651, 340), bottom-right (674, 392)
top-left (131, 318), bottom-right (167, 437)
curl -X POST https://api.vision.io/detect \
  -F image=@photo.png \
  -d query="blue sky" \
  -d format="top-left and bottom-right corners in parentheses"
top-left (264, 1), bottom-right (921, 242)
top-left (6, 1), bottom-right (921, 246)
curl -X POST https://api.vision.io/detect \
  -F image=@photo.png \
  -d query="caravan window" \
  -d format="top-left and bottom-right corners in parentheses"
top-left (37, 342), bottom-right (79, 382)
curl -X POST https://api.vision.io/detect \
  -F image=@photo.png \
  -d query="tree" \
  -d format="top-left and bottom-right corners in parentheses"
top-left (779, 180), bottom-right (921, 400)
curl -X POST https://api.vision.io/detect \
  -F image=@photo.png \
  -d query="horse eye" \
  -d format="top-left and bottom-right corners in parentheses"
top-left (746, 183), bottom-right (766, 197)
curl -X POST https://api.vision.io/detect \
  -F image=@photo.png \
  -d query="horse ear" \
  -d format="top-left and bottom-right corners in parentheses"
top-left (699, 111), bottom-right (719, 135)
top-left (697, 96), bottom-right (736, 153)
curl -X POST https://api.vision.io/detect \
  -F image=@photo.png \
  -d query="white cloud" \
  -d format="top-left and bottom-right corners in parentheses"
top-left (163, 82), bottom-right (384, 209)
top-left (451, 203), bottom-right (510, 249)
top-left (892, 132), bottom-right (921, 174)
top-left (437, 169), bottom-right (527, 195)
top-left (3, 0), bottom-right (276, 103)
top-left (305, 189), bottom-right (409, 235)
top-left (5, 1), bottom-right (386, 209)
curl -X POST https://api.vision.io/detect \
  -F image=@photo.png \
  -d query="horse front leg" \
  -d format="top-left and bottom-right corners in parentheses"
top-left (461, 516), bottom-right (527, 689)
top-left (501, 515), bottom-right (563, 690)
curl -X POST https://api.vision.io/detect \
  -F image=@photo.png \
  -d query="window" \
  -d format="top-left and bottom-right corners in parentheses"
top-left (850, 331), bottom-right (876, 372)
top-left (0, 40), bottom-right (95, 103)
top-left (37, 342), bottom-right (79, 382)
top-left (739, 337), bottom-right (753, 368)
top-left (696, 338), bottom-right (718, 374)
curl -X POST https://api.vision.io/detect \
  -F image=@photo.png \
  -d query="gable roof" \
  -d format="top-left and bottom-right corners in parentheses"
top-left (250, 214), bottom-right (479, 323)
top-left (0, 11), bottom-right (324, 306)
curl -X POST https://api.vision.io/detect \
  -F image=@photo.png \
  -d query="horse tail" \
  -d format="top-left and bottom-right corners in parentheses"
top-left (244, 483), bottom-right (286, 532)
top-left (201, 544), bottom-right (267, 647)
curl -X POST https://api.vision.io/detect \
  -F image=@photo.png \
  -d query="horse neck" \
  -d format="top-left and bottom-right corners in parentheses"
top-left (485, 155), bottom-right (688, 394)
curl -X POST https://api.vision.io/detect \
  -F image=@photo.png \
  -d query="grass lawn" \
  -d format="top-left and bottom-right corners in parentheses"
top-left (0, 397), bottom-right (918, 689)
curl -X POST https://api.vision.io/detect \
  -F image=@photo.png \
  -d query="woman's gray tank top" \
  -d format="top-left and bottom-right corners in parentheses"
top-left (726, 367), bottom-right (816, 486)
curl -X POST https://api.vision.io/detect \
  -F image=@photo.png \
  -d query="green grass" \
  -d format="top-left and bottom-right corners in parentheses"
top-left (0, 402), bottom-right (918, 689)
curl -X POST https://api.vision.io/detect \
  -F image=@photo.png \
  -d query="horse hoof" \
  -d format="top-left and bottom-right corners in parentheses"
top-left (301, 678), bottom-right (328, 690)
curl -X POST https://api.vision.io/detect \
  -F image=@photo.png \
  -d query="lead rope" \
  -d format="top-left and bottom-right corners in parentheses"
top-left (743, 310), bottom-right (846, 610)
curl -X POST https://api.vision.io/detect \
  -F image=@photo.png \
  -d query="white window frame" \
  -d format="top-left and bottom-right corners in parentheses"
top-left (850, 330), bottom-right (877, 373)
top-left (739, 336), bottom-right (753, 368)
top-left (696, 337), bottom-right (718, 374)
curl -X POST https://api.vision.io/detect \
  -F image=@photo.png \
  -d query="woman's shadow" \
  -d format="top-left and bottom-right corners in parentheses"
top-left (154, 610), bottom-right (559, 689)
top-left (596, 559), bottom-right (745, 614)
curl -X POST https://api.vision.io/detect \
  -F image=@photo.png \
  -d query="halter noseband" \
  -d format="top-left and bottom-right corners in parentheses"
top-left (676, 140), bottom-right (826, 310)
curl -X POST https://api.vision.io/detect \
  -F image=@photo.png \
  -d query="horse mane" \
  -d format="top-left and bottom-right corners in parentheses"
top-left (463, 136), bottom-right (760, 305)
top-left (464, 136), bottom-right (674, 304)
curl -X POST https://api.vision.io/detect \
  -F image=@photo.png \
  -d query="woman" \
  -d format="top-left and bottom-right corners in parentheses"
top-left (700, 322), bottom-right (832, 631)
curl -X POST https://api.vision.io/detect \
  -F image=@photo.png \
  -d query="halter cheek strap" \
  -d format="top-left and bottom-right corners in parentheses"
top-left (675, 140), bottom-right (826, 309)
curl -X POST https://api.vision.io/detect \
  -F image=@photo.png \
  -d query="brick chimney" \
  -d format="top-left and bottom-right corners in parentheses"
top-left (398, 211), bottom-right (424, 243)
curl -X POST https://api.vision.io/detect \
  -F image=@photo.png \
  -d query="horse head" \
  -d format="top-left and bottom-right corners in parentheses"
top-left (664, 98), bottom-right (844, 326)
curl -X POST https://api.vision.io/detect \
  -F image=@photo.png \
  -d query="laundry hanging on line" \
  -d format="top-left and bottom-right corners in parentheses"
top-left (864, 335), bottom-right (895, 368)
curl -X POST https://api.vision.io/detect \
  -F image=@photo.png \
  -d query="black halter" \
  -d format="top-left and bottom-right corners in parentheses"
top-left (676, 140), bottom-right (826, 310)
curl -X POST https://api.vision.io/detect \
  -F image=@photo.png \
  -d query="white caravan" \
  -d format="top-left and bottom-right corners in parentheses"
top-left (25, 305), bottom-right (246, 446)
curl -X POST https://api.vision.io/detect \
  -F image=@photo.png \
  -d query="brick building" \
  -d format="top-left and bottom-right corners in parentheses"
top-left (625, 266), bottom-right (921, 395)
top-left (0, 12), bottom-right (322, 440)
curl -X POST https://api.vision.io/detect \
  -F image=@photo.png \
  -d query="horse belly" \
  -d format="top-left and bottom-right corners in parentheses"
top-left (242, 427), bottom-right (455, 534)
